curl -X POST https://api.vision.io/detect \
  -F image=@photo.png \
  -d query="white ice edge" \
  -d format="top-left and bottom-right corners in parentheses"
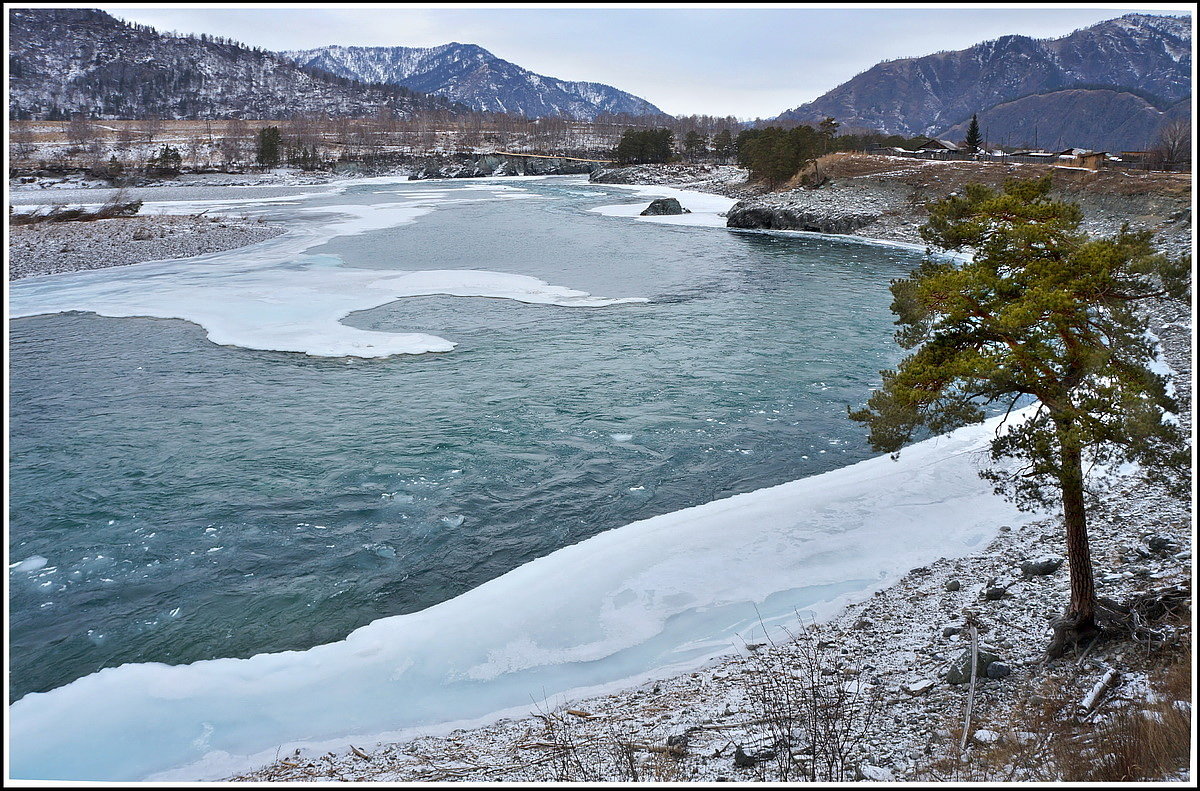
top-left (10, 406), bottom-right (1044, 781)
top-left (8, 189), bottom-right (644, 359)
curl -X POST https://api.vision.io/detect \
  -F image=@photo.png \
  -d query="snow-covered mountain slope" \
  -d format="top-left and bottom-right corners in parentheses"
top-left (776, 13), bottom-right (1192, 151)
top-left (283, 43), bottom-right (666, 120)
top-left (8, 9), bottom-right (466, 120)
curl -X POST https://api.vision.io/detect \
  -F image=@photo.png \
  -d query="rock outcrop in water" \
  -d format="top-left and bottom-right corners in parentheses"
top-left (640, 198), bottom-right (690, 216)
top-left (408, 153), bottom-right (599, 180)
top-left (725, 203), bottom-right (878, 234)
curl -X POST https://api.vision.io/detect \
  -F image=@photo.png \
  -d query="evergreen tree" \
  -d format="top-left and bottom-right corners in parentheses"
top-left (712, 128), bottom-right (734, 163)
top-left (818, 116), bottom-right (839, 154)
top-left (146, 144), bottom-right (182, 175)
top-left (256, 125), bottom-right (283, 167)
top-left (612, 128), bottom-right (675, 165)
top-left (683, 130), bottom-right (708, 160)
top-left (849, 176), bottom-right (1189, 655)
top-left (735, 125), bottom-right (821, 186)
top-left (964, 114), bottom-right (983, 153)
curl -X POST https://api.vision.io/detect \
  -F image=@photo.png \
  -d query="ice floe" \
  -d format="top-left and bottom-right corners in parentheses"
top-left (9, 188), bottom-right (645, 358)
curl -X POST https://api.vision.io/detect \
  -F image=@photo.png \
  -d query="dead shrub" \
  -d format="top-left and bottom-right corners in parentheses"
top-left (11, 189), bottom-right (141, 225)
top-left (740, 622), bottom-right (878, 781)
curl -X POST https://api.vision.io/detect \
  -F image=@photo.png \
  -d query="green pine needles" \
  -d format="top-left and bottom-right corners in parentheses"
top-left (849, 175), bottom-right (1190, 652)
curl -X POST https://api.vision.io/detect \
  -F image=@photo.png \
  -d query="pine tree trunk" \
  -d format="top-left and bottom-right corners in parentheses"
top-left (1060, 439), bottom-right (1096, 626)
top-left (1047, 428), bottom-right (1099, 657)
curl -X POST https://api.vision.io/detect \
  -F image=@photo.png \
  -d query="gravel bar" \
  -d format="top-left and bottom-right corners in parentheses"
top-left (8, 215), bottom-right (286, 280)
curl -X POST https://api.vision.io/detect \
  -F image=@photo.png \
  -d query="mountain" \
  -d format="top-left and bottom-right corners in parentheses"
top-left (8, 8), bottom-right (465, 120)
top-left (282, 43), bottom-right (666, 120)
top-left (938, 90), bottom-right (1192, 153)
top-left (776, 13), bottom-right (1192, 152)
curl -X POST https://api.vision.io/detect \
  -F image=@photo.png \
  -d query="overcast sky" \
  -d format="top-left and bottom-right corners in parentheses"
top-left (98, 4), bottom-right (1193, 118)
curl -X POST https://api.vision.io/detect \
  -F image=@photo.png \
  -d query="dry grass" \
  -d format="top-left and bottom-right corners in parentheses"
top-left (914, 594), bottom-right (1192, 783)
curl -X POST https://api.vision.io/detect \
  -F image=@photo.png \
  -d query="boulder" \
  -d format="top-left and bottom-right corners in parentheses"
top-left (641, 197), bottom-right (691, 216)
top-left (944, 579), bottom-right (962, 592)
top-left (904, 679), bottom-right (936, 696)
top-left (858, 764), bottom-right (895, 781)
top-left (1020, 556), bottom-right (1063, 577)
top-left (725, 203), bottom-right (878, 233)
top-left (1146, 534), bottom-right (1180, 555)
top-left (972, 729), bottom-right (1001, 745)
top-left (986, 662), bottom-right (1012, 679)
top-left (945, 646), bottom-right (1001, 684)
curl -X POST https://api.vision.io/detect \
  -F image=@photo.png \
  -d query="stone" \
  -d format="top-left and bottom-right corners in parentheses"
top-left (985, 662), bottom-right (1012, 679)
top-left (1146, 535), bottom-right (1180, 555)
top-left (1020, 556), bottom-right (1063, 577)
top-left (858, 764), bottom-right (895, 781)
top-left (903, 679), bottom-right (936, 696)
top-left (984, 586), bottom-right (1008, 600)
top-left (853, 618), bottom-right (872, 629)
top-left (972, 729), bottom-right (1001, 745)
top-left (942, 626), bottom-right (961, 638)
top-left (733, 745), bottom-right (755, 768)
top-left (945, 646), bottom-right (1001, 684)
top-left (640, 197), bottom-right (691, 216)
top-left (131, 227), bottom-right (154, 241)
top-left (944, 579), bottom-right (962, 592)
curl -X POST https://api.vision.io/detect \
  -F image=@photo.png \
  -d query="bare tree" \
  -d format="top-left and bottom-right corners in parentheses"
top-left (142, 113), bottom-right (163, 144)
top-left (115, 124), bottom-right (138, 151)
top-left (219, 117), bottom-right (250, 167)
top-left (12, 120), bottom-right (36, 162)
top-left (1150, 118), bottom-right (1191, 166)
top-left (66, 112), bottom-right (97, 148)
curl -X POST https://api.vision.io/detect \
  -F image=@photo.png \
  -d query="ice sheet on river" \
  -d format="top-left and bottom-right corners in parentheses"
top-left (9, 408), bottom-right (1041, 781)
top-left (7, 188), bottom-right (644, 358)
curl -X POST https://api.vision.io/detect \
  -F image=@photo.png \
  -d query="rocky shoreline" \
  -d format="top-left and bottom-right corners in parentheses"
top-left (8, 215), bottom-right (286, 280)
top-left (589, 156), bottom-right (1194, 256)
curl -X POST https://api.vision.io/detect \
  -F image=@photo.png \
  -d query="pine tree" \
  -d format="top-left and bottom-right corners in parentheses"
top-left (256, 125), bottom-right (282, 168)
top-left (818, 116), bottom-right (839, 155)
top-left (849, 176), bottom-right (1189, 656)
top-left (683, 130), bottom-right (708, 161)
top-left (712, 128), bottom-right (734, 163)
top-left (612, 128), bottom-right (675, 165)
top-left (964, 114), bottom-right (983, 153)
